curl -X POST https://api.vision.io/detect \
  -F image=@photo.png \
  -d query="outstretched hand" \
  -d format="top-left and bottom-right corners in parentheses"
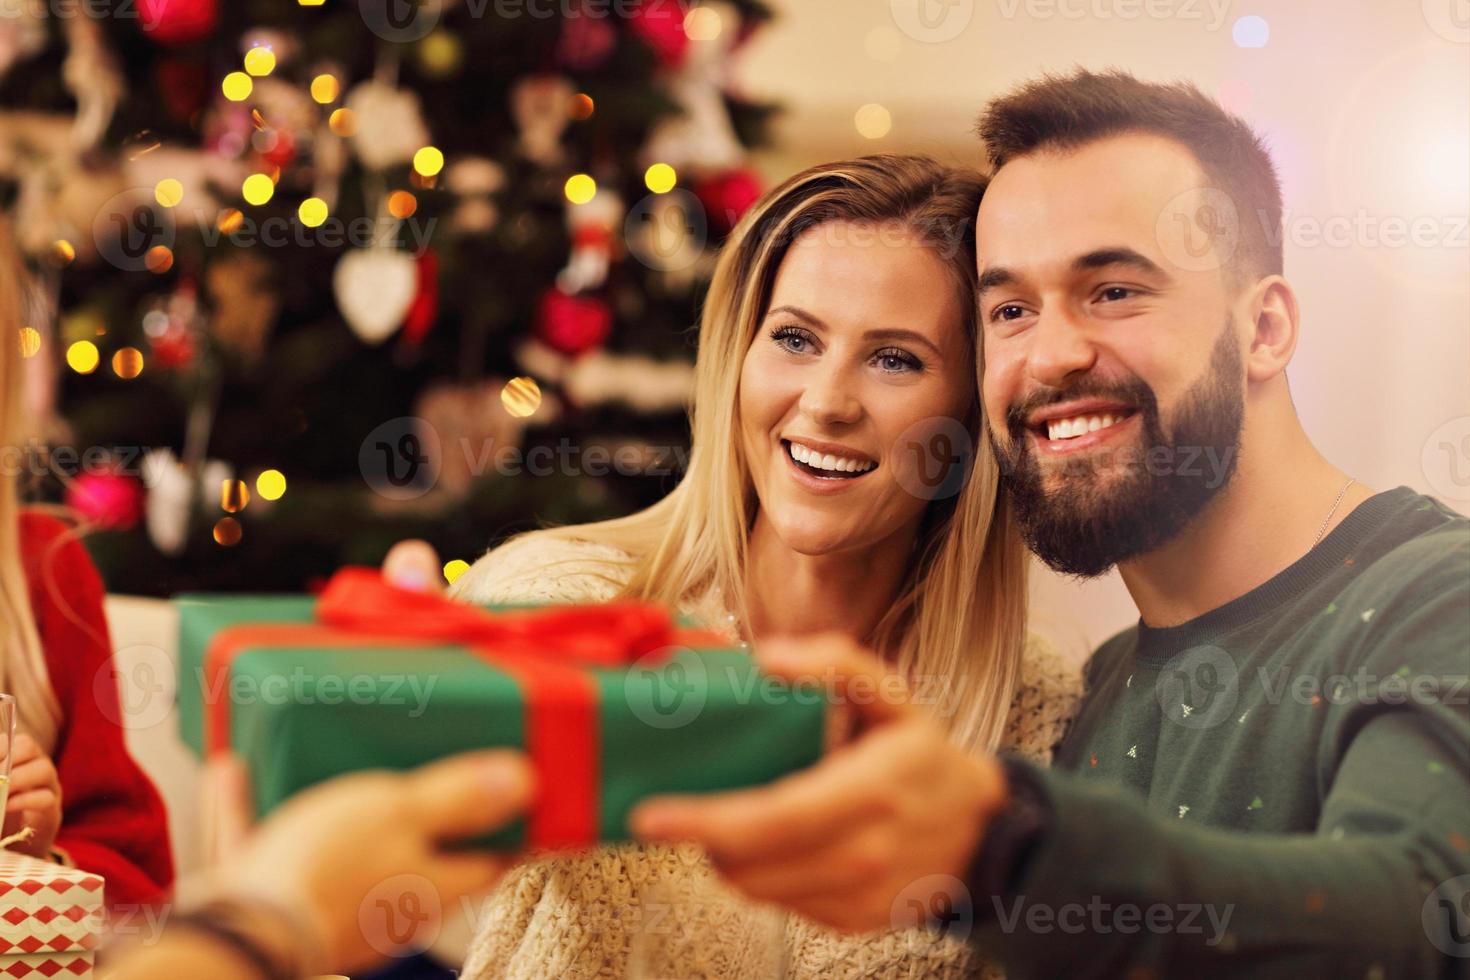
top-left (630, 633), bottom-right (1009, 932)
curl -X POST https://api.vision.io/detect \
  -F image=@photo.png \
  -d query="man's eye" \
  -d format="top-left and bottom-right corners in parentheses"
top-left (1099, 286), bottom-right (1134, 302)
top-left (992, 304), bottom-right (1027, 322)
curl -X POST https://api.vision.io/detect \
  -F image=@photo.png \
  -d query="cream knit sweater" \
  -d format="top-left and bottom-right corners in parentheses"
top-left (450, 535), bottom-right (1083, 980)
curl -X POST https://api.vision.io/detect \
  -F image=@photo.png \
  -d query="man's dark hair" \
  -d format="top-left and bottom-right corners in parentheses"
top-left (977, 68), bottom-right (1284, 281)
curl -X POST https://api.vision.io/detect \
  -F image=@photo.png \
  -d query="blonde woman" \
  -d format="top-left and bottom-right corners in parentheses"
top-left (386, 155), bottom-right (1081, 978)
top-left (0, 221), bottom-right (174, 910)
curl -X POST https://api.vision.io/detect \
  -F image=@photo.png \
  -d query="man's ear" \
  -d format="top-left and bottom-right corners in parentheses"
top-left (1243, 275), bottom-right (1299, 384)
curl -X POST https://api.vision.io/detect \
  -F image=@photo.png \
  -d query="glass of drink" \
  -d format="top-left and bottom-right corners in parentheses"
top-left (0, 694), bottom-right (14, 818)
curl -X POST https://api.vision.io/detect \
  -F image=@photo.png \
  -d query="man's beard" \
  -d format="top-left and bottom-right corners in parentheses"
top-left (990, 322), bottom-right (1244, 578)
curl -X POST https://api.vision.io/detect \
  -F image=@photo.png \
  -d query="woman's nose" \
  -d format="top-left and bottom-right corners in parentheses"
top-left (797, 363), bottom-right (863, 427)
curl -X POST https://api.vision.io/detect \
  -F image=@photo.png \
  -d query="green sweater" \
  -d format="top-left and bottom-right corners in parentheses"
top-left (978, 487), bottom-right (1470, 979)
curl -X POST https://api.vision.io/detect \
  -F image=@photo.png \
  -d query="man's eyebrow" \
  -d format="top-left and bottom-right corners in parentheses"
top-left (975, 267), bottom-right (1016, 297)
top-left (1073, 247), bottom-right (1167, 277)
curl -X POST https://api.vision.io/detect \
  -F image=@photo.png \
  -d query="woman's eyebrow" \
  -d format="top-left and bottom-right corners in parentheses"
top-left (765, 304), bottom-right (824, 326)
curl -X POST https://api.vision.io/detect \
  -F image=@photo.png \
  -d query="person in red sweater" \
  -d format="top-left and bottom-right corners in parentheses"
top-left (0, 219), bottom-right (173, 912)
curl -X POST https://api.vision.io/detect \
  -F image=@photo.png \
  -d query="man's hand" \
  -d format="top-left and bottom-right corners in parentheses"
top-left (629, 633), bottom-right (1009, 933)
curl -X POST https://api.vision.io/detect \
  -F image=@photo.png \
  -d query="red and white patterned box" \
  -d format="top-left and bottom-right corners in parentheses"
top-left (0, 852), bottom-right (102, 978)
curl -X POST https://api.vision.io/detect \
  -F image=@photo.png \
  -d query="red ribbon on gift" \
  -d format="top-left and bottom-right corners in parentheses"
top-left (202, 567), bottom-right (725, 848)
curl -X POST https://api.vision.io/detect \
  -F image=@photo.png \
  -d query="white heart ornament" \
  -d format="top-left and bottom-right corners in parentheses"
top-left (334, 248), bottom-right (417, 345)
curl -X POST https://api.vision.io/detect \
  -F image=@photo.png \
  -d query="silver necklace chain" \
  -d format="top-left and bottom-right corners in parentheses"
top-left (1313, 477), bottom-right (1356, 549)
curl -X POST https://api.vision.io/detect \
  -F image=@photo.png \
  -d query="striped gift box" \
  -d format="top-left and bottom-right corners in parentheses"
top-left (0, 853), bottom-right (102, 978)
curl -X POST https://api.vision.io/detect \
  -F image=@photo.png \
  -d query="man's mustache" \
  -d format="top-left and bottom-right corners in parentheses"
top-left (1003, 376), bottom-right (1158, 438)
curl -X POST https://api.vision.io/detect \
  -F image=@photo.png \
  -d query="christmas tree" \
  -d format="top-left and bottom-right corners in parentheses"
top-left (0, 0), bottom-right (776, 595)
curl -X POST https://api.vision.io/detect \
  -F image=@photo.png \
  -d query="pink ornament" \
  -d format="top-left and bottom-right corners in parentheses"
top-left (535, 287), bottom-right (612, 357)
top-left (627, 0), bottom-right (689, 69)
top-left (66, 471), bottom-right (144, 530)
top-left (138, 0), bottom-right (218, 46)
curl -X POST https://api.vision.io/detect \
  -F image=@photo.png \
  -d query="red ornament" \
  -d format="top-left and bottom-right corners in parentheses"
top-left (627, 0), bottom-right (689, 69)
top-left (400, 249), bottom-right (440, 349)
top-left (138, 0), bottom-right (218, 46)
top-left (156, 59), bottom-right (209, 124)
top-left (695, 168), bottom-right (762, 235)
top-left (66, 471), bottom-right (144, 530)
top-left (557, 5), bottom-right (617, 71)
top-left (535, 287), bottom-right (611, 357)
top-left (257, 128), bottom-right (296, 170)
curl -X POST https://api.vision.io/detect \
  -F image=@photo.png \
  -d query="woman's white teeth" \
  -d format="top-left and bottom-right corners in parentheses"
top-left (788, 441), bottom-right (874, 474)
top-left (1047, 413), bottom-right (1124, 441)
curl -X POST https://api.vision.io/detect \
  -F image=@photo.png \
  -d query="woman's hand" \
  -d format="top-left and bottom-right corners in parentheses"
top-left (216, 749), bottom-right (533, 975)
top-left (630, 633), bottom-right (1010, 933)
top-left (3, 733), bottom-right (63, 859)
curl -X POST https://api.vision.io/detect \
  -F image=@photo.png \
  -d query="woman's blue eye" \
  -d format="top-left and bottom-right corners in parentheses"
top-left (770, 326), bottom-right (814, 354)
top-left (874, 348), bottom-right (921, 373)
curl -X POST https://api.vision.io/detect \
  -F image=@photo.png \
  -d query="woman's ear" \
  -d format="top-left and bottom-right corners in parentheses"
top-left (1243, 275), bottom-right (1300, 384)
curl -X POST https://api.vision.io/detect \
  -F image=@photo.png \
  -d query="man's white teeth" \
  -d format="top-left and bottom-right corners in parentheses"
top-left (788, 441), bottom-right (874, 474)
top-left (1046, 413), bottom-right (1125, 441)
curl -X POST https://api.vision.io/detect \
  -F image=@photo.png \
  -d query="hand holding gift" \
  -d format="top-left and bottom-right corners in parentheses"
top-left (632, 633), bottom-right (1009, 933)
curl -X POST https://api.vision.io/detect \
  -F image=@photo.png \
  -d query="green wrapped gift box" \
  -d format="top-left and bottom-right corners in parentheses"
top-left (175, 568), bottom-right (826, 850)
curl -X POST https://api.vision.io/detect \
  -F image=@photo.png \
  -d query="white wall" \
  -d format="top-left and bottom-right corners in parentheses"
top-left (735, 0), bottom-right (1470, 659)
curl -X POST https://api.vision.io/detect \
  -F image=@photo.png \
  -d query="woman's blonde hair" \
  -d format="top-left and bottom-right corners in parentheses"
top-left (0, 218), bottom-right (63, 751)
top-left (514, 155), bottom-right (1028, 750)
